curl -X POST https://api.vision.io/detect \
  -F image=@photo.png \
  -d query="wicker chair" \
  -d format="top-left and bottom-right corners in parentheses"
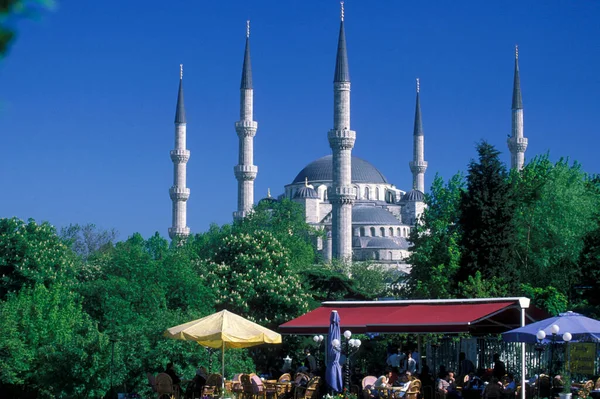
top-left (405, 379), bottom-right (422, 399)
top-left (294, 376), bottom-right (321, 399)
top-left (275, 373), bottom-right (293, 399)
top-left (362, 376), bottom-right (377, 399)
top-left (202, 373), bottom-right (224, 399)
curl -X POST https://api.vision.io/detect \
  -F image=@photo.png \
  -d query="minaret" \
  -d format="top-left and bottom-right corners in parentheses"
top-left (169, 64), bottom-right (191, 240)
top-left (409, 78), bottom-right (427, 192)
top-left (327, 1), bottom-right (355, 261)
top-left (233, 20), bottom-right (258, 220)
top-left (508, 45), bottom-right (527, 170)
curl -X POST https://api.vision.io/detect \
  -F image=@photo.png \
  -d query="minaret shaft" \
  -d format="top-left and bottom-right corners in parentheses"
top-left (508, 46), bottom-right (527, 170)
top-left (234, 33), bottom-right (258, 220)
top-left (409, 83), bottom-right (427, 193)
top-left (169, 74), bottom-right (191, 240)
top-left (328, 18), bottom-right (355, 262)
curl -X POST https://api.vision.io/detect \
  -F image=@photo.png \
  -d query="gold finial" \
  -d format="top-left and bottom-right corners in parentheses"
top-left (267, 188), bottom-right (271, 198)
top-left (515, 45), bottom-right (519, 60)
top-left (246, 20), bottom-right (250, 38)
top-left (180, 64), bottom-right (183, 79)
top-left (416, 78), bottom-right (420, 93)
top-left (340, 1), bottom-right (344, 21)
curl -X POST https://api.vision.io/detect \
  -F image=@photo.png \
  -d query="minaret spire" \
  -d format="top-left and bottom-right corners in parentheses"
top-left (508, 45), bottom-right (527, 170)
top-left (234, 20), bottom-right (258, 220)
top-left (409, 78), bottom-right (427, 192)
top-left (169, 64), bottom-right (191, 240)
top-left (328, 1), bottom-right (355, 262)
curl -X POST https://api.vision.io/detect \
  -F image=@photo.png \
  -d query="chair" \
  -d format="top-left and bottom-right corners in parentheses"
top-left (406, 380), bottom-right (422, 399)
top-left (156, 372), bottom-right (175, 399)
top-left (362, 376), bottom-right (377, 399)
top-left (200, 373), bottom-right (224, 399)
top-left (294, 376), bottom-right (321, 399)
top-left (242, 374), bottom-right (255, 399)
top-left (538, 375), bottom-right (551, 399)
top-left (276, 374), bottom-right (293, 399)
top-left (250, 374), bottom-right (277, 399)
top-left (279, 374), bottom-right (292, 383)
top-left (231, 374), bottom-right (245, 399)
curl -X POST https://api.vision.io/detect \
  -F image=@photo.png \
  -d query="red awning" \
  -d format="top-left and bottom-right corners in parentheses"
top-left (279, 298), bottom-right (545, 335)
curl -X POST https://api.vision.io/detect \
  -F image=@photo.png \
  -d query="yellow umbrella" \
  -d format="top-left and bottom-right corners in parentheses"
top-left (164, 310), bottom-right (282, 382)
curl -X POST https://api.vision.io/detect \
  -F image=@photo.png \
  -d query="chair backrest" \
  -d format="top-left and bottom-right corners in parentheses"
top-left (301, 376), bottom-right (322, 399)
top-left (538, 375), bottom-right (551, 397)
top-left (251, 374), bottom-right (265, 393)
top-left (362, 376), bottom-right (378, 390)
top-left (155, 373), bottom-right (174, 395)
top-left (409, 379), bottom-right (422, 393)
top-left (295, 372), bottom-right (310, 386)
top-left (147, 373), bottom-right (157, 392)
top-left (279, 373), bottom-right (291, 382)
top-left (241, 374), bottom-right (254, 394)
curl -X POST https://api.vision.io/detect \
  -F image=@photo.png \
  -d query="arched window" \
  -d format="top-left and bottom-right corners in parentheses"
top-left (397, 228), bottom-right (401, 236)
top-left (389, 227), bottom-right (394, 236)
top-left (376, 187), bottom-right (380, 200)
top-left (380, 227), bottom-right (385, 237)
top-left (360, 227), bottom-right (366, 237)
top-left (388, 251), bottom-right (393, 260)
top-left (324, 189), bottom-right (328, 200)
top-left (370, 227), bottom-right (376, 236)
top-left (365, 186), bottom-right (370, 200)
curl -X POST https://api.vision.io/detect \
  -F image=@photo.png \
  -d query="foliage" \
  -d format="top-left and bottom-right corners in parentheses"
top-left (511, 156), bottom-right (600, 299)
top-left (457, 141), bottom-right (518, 295)
top-left (406, 173), bottom-right (465, 298)
top-left (235, 199), bottom-right (321, 270)
top-left (0, 283), bottom-right (111, 398)
top-left (59, 223), bottom-right (118, 261)
top-left (198, 230), bottom-right (311, 328)
top-left (0, 217), bottom-right (77, 300)
top-left (521, 284), bottom-right (568, 315)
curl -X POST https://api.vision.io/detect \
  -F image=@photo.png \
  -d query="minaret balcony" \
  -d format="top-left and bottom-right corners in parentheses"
top-left (170, 149), bottom-right (190, 163)
top-left (328, 185), bottom-right (356, 204)
top-left (234, 164), bottom-right (258, 181)
top-left (409, 160), bottom-right (428, 174)
top-left (168, 226), bottom-right (190, 239)
top-left (235, 120), bottom-right (258, 137)
top-left (507, 137), bottom-right (528, 152)
top-left (328, 129), bottom-right (356, 150)
top-left (169, 186), bottom-right (190, 201)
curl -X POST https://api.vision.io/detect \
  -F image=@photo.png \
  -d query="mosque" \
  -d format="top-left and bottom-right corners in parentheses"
top-left (167, 4), bottom-right (527, 271)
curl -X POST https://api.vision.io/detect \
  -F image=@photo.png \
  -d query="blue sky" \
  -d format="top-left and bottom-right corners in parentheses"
top-left (0, 1), bottom-right (599, 240)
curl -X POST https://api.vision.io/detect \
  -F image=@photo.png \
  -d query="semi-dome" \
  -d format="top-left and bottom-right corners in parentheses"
top-left (292, 155), bottom-right (388, 184)
top-left (403, 189), bottom-right (425, 202)
top-left (294, 186), bottom-right (319, 199)
top-left (352, 205), bottom-right (401, 225)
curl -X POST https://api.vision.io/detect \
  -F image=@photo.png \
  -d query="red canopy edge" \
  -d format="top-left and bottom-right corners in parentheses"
top-left (279, 297), bottom-right (546, 335)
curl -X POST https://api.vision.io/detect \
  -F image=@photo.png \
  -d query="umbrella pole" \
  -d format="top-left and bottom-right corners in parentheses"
top-left (222, 341), bottom-right (226, 394)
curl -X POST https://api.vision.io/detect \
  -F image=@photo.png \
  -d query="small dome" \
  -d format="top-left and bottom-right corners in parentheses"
top-left (294, 186), bottom-right (319, 199)
top-left (292, 155), bottom-right (389, 184)
top-left (353, 205), bottom-right (401, 225)
top-left (403, 189), bottom-right (424, 202)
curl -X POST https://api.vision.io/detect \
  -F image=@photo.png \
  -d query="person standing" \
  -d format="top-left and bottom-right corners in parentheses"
top-left (305, 348), bottom-right (317, 375)
top-left (492, 353), bottom-right (506, 380)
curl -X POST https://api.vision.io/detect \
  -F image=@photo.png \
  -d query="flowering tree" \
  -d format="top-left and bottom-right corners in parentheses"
top-left (200, 230), bottom-right (311, 329)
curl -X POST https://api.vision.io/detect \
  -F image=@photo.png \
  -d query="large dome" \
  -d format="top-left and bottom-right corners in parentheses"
top-left (292, 155), bottom-right (389, 184)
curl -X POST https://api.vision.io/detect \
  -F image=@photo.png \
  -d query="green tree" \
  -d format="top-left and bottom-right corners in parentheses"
top-left (59, 223), bottom-right (118, 261)
top-left (0, 0), bottom-right (55, 57)
top-left (575, 218), bottom-right (600, 318)
top-left (457, 141), bottom-right (518, 295)
top-left (0, 283), bottom-right (111, 398)
top-left (406, 173), bottom-right (465, 298)
top-left (0, 217), bottom-right (77, 299)
top-left (78, 233), bottom-right (217, 394)
top-left (511, 156), bottom-right (600, 298)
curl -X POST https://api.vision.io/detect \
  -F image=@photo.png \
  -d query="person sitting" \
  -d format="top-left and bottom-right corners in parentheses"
top-left (503, 374), bottom-right (516, 395)
top-left (458, 353), bottom-right (475, 383)
top-left (191, 366), bottom-right (208, 397)
top-left (438, 371), bottom-right (459, 399)
top-left (165, 362), bottom-right (182, 397)
top-left (464, 373), bottom-right (482, 390)
top-left (483, 377), bottom-right (504, 399)
top-left (371, 370), bottom-right (393, 398)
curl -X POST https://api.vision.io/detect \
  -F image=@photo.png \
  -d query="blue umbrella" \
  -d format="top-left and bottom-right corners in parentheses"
top-left (503, 311), bottom-right (600, 343)
top-left (326, 310), bottom-right (343, 393)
